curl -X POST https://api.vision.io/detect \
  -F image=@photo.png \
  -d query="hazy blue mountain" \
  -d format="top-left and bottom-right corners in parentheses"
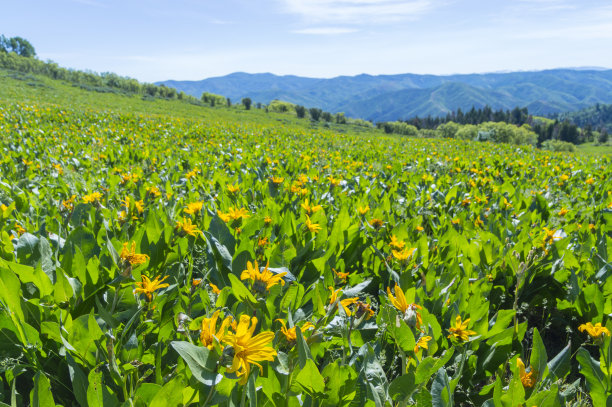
top-left (156, 69), bottom-right (612, 121)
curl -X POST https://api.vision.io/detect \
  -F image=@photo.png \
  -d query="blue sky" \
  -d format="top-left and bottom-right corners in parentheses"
top-left (2, 0), bottom-right (612, 82)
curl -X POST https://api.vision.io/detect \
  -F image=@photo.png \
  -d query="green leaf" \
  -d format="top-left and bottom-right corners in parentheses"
top-left (321, 361), bottom-right (358, 406)
top-left (0, 267), bottom-right (25, 321)
top-left (293, 359), bottom-right (325, 396)
top-left (149, 375), bottom-right (186, 407)
top-left (30, 372), bottom-right (55, 407)
top-left (170, 341), bottom-right (222, 386)
top-left (530, 327), bottom-right (548, 383)
top-left (66, 353), bottom-right (89, 407)
top-left (362, 345), bottom-right (388, 407)
top-left (415, 349), bottom-right (455, 385)
top-left (576, 347), bottom-right (607, 406)
top-left (133, 384), bottom-right (161, 407)
top-left (86, 369), bottom-right (118, 407)
top-left (431, 368), bottom-right (452, 407)
top-left (388, 372), bottom-right (416, 401)
top-left (228, 273), bottom-right (257, 304)
top-left (546, 343), bottom-right (571, 382)
top-left (296, 325), bottom-right (312, 368)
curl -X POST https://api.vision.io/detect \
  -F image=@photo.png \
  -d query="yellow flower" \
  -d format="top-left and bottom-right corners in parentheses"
top-left (358, 205), bottom-right (370, 215)
top-left (219, 207), bottom-right (251, 223)
top-left (558, 207), bottom-right (569, 216)
top-left (134, 275), bottom-right (169, 302)
top-left (328, 175), bottom-right (341, 187)
top-left (270, 176), bottom-right (284, 185)
top-left (333, 269), bottom-right (349, 283)
top-left (304, 216), bottom-right (321, 233)
top-left (447, 315), bottom-right (477, 341)
top-left (416, 225), bottom-right (424, 232)
top-left (390, 235), bottom-right (406, 250)
top-left (369, 218), bottom-right (384, 229)
top-left (328, 287), bottom-right (358, 316)
top-left (414, 335), bottom-right (432, 354)
top-left (277, 319), bottom-right (315, 342)
top-left (355, 301), bottom-right (375, 320)
top-left (192, 278), bottom-right (202, 287)
top-left (227, 184), bottom-right (240, 194)
top-left (200, 310), bottom-right (233, 349)
top-left (223, 315), bottom-right (277, 384)
top-left (387, 284), bottom-right (409, 314)
top-left (176, 217), bottom-right (201, 237)
top-left (82, 192), bottom-right (102, 204)
top-left (185, 169), bottom-right (200, 179)
top-left (517, 358), bottom-right (537, 388)
top-left (14, 223), bottom-right (26, 236)
top-left (120, 242), bottom-right (149, 266)
top-left (134, 200), bottom-right (144, 214)
top-left (392, 247), bottom-right (416, 262)
top-left (585, 177), bottom-right (594, 185)
top-left (209, 283), bottom-right (221, 294)
top-left (241, 260), bottom-right (287, 294)
top-left (578, 322), bottom-right (610, 342)
top-left (301, 199), bottom-right (322, 214)
top-left (264, 216), bottom-right (273, 225)
top-left (185, 201), bottom-right (203, 215)
top-left (257, 237), bottom-right (269, 248)
top-left (61, 195), bottom-right (76, 211)
top-left (147, 186), bottom-right (162, 198)
top-left (451, 218), bottom-right (460, 225)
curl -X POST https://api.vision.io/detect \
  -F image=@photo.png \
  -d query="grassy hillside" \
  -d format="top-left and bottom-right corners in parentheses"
top-left (1, 62), bottom-right (611, 407)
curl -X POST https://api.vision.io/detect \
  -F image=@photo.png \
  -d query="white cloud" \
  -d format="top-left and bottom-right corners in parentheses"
top-left (292, 27), bottom-right (358, 34)
top-left (279, 0), bottom-right (434, 24)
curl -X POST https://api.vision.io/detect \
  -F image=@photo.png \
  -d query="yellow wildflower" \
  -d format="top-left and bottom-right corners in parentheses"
top-left (392, 247), bottom-right (416, 262)
top-left (176, 217), bottom-right (201, 237)
top-left (301, 199), bottom-right (322, 214)
top-left (414, 335), bottom-right (432, 354)
top-left (200, 310), bottom-right (233, 349)
top-left (369, 218), bottom-right (384, 229)
top-left (304, 216), bottom-right (322, 233)
top-left (185, 201), bottom-right (203, 215)
top-left (241, 261), bottom-right (287, 294)
top-left (227, 184), bottom-right (240, 194)
top-left (517, 358), bottom-right (537, 388)
top-left (447, 315), bottom-right (476, 341)
top-left (390, 235), bottom-right (406, 250)
top-left (83, 192), bottom-right (102, 204)
top-left (120, 242), bottom-right (149, 266)
top-left (209, 283), bottom-right (221, 294)
top-left (277, 319), bottom-right (315, 342)
top-left (578, 322), bottom-right (610, 342)
top-left (134, 275), bottom-right (169, 302)
top-left (358, 205), bottom-right (370, 215)
top-left (223, 315), bottom-right (277, 384)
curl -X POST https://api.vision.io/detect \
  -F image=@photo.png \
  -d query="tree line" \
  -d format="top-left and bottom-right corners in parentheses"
top-left (379, 105), bottom-right (607, 146)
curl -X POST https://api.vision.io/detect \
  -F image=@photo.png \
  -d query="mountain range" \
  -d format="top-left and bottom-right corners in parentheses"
top-left (157, 69), bottom-right (612, 122)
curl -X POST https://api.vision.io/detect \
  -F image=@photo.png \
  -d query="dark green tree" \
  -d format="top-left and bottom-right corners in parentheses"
top-left (309, 107), bottom-right (322, 121)
top-left (242, 98), bottom-right (252, 110)
top-left (295, 105), bottom-right (306, 118)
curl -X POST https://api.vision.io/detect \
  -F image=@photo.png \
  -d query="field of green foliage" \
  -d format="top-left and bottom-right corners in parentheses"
top-left (0, 72), bottom-right (611, 407)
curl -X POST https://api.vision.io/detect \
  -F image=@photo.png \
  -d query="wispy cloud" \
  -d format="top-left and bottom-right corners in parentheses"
top-left (292, 27), bottom-right (358, 34)
top-left (279, 0), bottom-right (434, 24)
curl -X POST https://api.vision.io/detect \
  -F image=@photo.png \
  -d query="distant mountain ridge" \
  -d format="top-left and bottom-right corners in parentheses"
top-left (157, 69), bottom-right (612, 122)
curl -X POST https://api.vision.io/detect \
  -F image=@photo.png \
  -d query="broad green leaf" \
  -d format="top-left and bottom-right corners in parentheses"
top-left (170, 341), bottom-right (222, 386)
